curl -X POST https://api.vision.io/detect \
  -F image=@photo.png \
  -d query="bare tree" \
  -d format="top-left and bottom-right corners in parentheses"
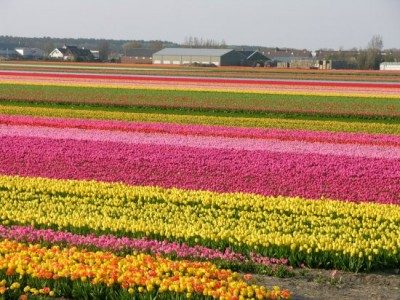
top-left (98, 40), bottom-right (110, 62)
top-left (366, 35), bottom-right (383, 69)
top-left (122, 41), bottom-right (142, 55)
top-left (43, 41), bottom-right (55, 55)
top-left (368, 35), bottom-right (383, 51)
top-left (148, 41), bottom-right (163, 51)
top-left (357, 35), bottom-right (384, 69)
top-left (182, 36), bottom-right (227, 48)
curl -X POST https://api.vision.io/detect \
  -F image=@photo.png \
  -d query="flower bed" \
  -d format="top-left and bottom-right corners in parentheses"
top-left (0, 175), bottom-right (399, 271)
top-left (0, 240), bottom-right (291, 299)
top-left (0, 69), bottom-right (399, 299)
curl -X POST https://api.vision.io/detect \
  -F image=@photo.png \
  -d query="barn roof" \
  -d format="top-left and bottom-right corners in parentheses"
top-left (236, 50), bottom-right (255, 59)
top-left (0, 49), bottom-right (19, 56)
top-left (124, 48), bottom-right (157, 57)
top-left (63, 45), bottom-right (93, 57)
top-left (236, 50), bottom-right (269, 60)
top-left (153, 48), bottom-right (234, 57)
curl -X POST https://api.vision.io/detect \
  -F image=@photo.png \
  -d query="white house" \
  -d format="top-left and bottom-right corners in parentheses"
top-left (49, 45), bottom-right (94, 61)
top-left (48, 48), bottom-right (65, 59)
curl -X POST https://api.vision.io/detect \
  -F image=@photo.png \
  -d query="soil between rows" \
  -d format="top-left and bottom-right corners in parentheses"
top-left (255, 268), bottom-right (400, 299)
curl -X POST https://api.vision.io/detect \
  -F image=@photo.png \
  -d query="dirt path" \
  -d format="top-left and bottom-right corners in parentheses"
top-left (255, 269), bottom-right (400, 300)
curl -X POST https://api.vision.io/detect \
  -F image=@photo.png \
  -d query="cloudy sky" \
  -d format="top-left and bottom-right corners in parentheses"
top-left (0, 0), bottom-right (399, 49)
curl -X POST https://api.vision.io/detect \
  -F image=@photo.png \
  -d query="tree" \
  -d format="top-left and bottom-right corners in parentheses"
top-left (357, 50), bottom-right (368, 69)
top-left (383, 50), bottom-right (400, 63)
top-left (43, 41), bottom-right (55, 55)
top-left (368, 35), bottom-right (383, 51)
top-left (384, 53), bottom-right (396, 62)
top-left (149, 40), bottom-right (163, 51)
top-left (182, 36), bottom-right (227, 48)
top-left (98, 40), bottom-right (110, 62)
top-left (359, 35), bottom-right (384, 69)
top-left (122, 41), bottom-right (142, 55)
top-left (356, 35), bottom-right (384, 69)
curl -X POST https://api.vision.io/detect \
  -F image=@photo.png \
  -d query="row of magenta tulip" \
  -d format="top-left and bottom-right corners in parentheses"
top-left (0, 115), bottom-right (400, 150)
top-left (1, 114), bottom-right (399, 147)
top-left (3, 122), bottom-right (399, 161)
top-left (1, 134), bottom-right (398, 203)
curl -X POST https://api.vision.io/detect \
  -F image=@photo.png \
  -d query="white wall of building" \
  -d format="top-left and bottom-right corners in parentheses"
top-left (15, 48), bottom-right (26, 56)
top-left (49, 49), bottom-right (64, 59)
top-left (90, 50), bottom-right (100, 60)
top-left (380, 62), bottom-right (400, 71)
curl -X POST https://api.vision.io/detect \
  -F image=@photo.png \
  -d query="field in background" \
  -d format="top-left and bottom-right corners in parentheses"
top-left (0, 64), bottom-right (399, 299)
top-left (2, 60), bottom-right (400, 82)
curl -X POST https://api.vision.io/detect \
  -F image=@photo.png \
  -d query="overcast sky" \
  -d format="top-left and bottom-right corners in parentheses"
top-left (0, 0), bottom-right (399, 49)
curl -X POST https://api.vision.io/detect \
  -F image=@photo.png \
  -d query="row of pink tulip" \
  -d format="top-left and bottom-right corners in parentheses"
top-left (0, 135), bottom-right (398, 203)
top-left (0, 225), bottom-right (289, 267)
top-left (2, 124), bottom-right (399, 160)
top-left (0, 114), bottom-right (399, 147)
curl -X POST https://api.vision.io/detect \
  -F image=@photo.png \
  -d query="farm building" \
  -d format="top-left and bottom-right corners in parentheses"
top-left (15, 47), bottom-right (45, 59)
top-left (90, 50), bottom-right (100, 60)
top-left (153, 48), bottom-right (244, 66)
top-left (263, 48), bottom-right (313, 63)
top-left (286, 59), bottom-right (316, 69)
top-left (237, 50), bottom-right (270, 66)
top-left (0, 49), bottom-right (19, 60)
top-left (277, 59), bottom-right (349, 70)
top-left (49, 45), bottom-right (94, 61)
top-left (380, 62), bottom-right (400, 71)
top-left (121, 48), bottom-right (157, 64)
top-left (316, 60), bottom-right (348, 70)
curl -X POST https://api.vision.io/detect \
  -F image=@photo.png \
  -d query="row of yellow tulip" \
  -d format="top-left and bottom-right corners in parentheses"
top-left (0, 175), bottom-right (399, 271)
top-left (0, 103), bottom-right (398, 135)
top-left (0, 239), bottom-right (291, 299)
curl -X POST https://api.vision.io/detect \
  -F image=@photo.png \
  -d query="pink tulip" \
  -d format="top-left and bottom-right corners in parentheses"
top-left (0, 225), bottom-right (288, 267)
top-left (0, 135), bottom-right (398, 203)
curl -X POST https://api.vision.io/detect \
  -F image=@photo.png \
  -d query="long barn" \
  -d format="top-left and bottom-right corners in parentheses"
top-left (152, 48), bottom-right (244, 66)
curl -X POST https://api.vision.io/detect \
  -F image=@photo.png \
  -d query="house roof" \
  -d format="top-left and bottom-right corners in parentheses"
top-left (124, 48), bottom-right (157, 57)
top-left (271, 56), bottom-right (312, 63)
top-left (314, 50), bottom-right (360, 59)
top-left (54, 48), bottom-right (68, 55)
top-left (381, 62), bottom-right (400, 66)
top-left (0, 49), bottom-right (19, 56)
top-left (264, 49), bottom-right (312, 58)
top-left (15, 47), bottom-right (44, 55)
top-left (237, 50), bottom-right (254, 59)
top-left (64, 45), bottom-right (93, 57)
top-left (153, 48), bottom-right (234, 57)
top-left (52, 45), bottom-right (93, 58)
top-left (237, 50), bottom-right (269, 61)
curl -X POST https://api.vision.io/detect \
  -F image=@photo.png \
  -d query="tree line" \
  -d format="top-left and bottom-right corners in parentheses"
top-left (322, 35), bottom-right (399, 69)
top-left (0, 35), bottom-right (176, 58)
top-left (1, 35), bottom-right (398, 68)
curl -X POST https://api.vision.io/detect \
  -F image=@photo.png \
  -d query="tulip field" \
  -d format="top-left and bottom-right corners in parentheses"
top-left (0, 67), bottom-right (399, 299)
